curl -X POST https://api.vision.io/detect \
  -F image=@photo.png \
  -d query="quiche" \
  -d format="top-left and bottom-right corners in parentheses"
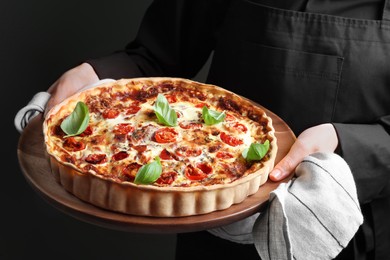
top-left (43, 77), bottom-right (277, 217)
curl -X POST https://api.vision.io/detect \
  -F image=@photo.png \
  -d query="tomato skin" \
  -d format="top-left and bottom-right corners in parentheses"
top-left (156, 171), bottom-right (177, 185)
top-left (79, 125), bottom-right (93, 137)
top-left (160, 149), bottom-right (172, 160)
top-left (159, 149), bottom-right (179, 160)
top-left (195, 102), bottom-right (209, 108)
top-left (220, 132), bottom-right (243, 147)
top-left (154, 128), bottom-right (178, 143)
top-left (122, 162), bottom-right (142, 181)
top-left (85, 153), bottom-right (107, 164)
top-left (196, 162), bottom-right (213, 175)
top-left (102, 108), bottom-right (120, 119)
top-left (112, 151), bottom-right (129, 161)
top-left (132, 145), bottom-right (147, 153)
top-left (224, 113), bottom-right (236, 122)
top-left (232, 122), bottom-right (247, 133)
top-left (165, 94), bottom-right (177, 103)
top-left (113, 123), bottom-right (134, 135)
top-left (184, 165), bottom-right (207, 181)
top-left (125, 104), bottom-right (141, 114)
top-left (216, 151), bottom-right (234, 159)
top-left (53, 125), bottom-right (66, 137)
top-left (63, 137), bottom-right (86, 151)
top-left (113, 123), bottom-right (134, 142)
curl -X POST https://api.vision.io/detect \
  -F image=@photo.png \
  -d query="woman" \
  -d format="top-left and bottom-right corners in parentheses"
top-left (44, 0), bottom-right (390, 259)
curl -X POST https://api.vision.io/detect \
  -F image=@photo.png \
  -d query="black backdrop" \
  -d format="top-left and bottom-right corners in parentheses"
top-left (2, 1), bottom-right (209, 259)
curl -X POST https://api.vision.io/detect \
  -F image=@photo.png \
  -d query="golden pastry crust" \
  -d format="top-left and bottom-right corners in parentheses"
top-left (43, 77), bottom-right (277, 217)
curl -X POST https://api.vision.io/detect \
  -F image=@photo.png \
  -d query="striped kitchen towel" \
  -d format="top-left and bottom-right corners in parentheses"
top-left (253, 152), bottom-right (363, 260)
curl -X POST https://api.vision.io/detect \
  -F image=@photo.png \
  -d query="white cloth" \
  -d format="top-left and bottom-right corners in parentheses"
top-left (14, 79), bottom-right (115, 133)
top-left (14, 91), bottom-right (51, 133)
top-left (209, 152), bottom-right (363, 260)
top-left (208, 212), bottom-right (260, 244)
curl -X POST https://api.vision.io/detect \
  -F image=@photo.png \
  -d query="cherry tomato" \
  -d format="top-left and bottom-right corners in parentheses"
top-left (79, 125), bottom-right (93, 137)
top-left (113, 123), bottom-right (134, 135)
top-left (184, 165), bottom-right (207, 181)
top-left (165, 94), bottom-right (177, 103)
top-left (220, 132), bottom-right (243, 147)
top-left (132, 145), bottom-right (147, 153)
top-left (232, 122), bottom-right (247, 133)
top-left (195, 102), bottom-right (209, 108)
top-left (85, 153), bottom-right (107, 164)
top-left (63, 137), bottom-right (85, 151)
top-left (52, 125), bottom-right (66, 137)
top-left (154, 128), bottom-right (178, 143)
top-left (156, 171), bottom-right (177, 185)
top-left (125, 104), bottom-right (141, 114)
top-left (112, 151), bottom-right (129, 161)
top-left (216, 151), bottom-right (234, 159)
top-left (196, 162), bottom-right (213, 175)
top-left (159, 149), bottom-right (178, 160)
top-left (122, 162), bottom-right (142, 181)
top-left (102, 108), bottom-right (120, 119)
top-left (225, 113), bottom-right (236, 122)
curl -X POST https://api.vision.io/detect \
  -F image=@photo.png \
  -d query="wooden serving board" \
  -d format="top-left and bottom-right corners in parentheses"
top-left (17, 106), bottom-right (295, 234)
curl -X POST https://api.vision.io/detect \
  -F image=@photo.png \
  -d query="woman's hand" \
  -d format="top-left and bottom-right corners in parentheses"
top-left (45, 62), bottom-right (99, 116)
top-left (269, 123), bottom-right (339, 181)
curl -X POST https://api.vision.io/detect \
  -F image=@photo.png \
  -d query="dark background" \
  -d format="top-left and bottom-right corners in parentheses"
top-left (2, 1), bottom-right (209, 259)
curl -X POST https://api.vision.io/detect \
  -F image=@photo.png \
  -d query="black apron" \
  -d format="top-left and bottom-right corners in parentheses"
top-left (206, 0), bottom-right (390, 259)
top-left (207, 0), bottom-right (390, 135)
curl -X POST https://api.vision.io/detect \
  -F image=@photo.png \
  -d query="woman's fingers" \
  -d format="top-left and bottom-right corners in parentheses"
top-left (269, 123), bottom-right (339, 182)
top-left (269, 139), bottom-right (307, 181)
top-left (44, 63), bottom-right (99, 117)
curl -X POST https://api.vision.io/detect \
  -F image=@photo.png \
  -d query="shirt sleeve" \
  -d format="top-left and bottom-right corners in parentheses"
top-left (86, 0), bottom-right (230, 80)
top-left (333, 115), bottom-right (390, 204)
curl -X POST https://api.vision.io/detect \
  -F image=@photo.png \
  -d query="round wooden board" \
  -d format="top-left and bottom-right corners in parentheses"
top-left (17, 106), bottom-right (295, 234)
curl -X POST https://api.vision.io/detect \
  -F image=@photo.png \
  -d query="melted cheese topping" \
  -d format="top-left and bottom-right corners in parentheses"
top-left (47, 86), bottom-right (268, 187)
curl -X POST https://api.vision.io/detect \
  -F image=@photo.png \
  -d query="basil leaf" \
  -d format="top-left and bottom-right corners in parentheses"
top-left (60, 101), bottom-right (90, 137)
top-left (134, 156), bottom-right (162, 185)
top-left (202, 106), bottom-right (226, 125)
top-left (242, 140), bottom-right (270, 162)
top-left (154, 94), bottom-right (177, 126)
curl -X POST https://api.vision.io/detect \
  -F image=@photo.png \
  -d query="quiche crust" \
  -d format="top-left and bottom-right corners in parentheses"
top-left (48, 149), bottom-right (274, 217)
top-left (43, 77), bottom-right (277, 217)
